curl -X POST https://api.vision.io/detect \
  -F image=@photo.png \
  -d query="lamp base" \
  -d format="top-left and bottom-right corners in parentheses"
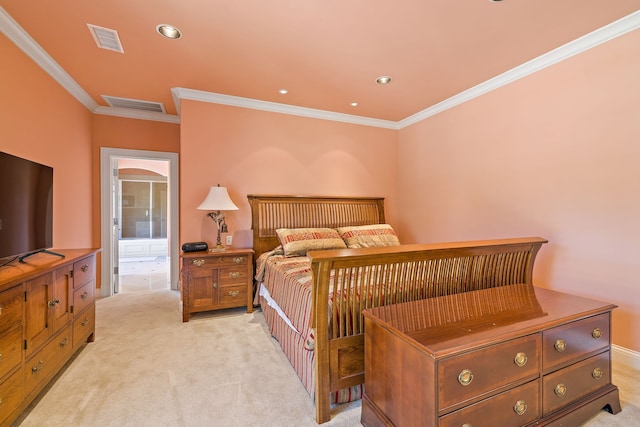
top-left (209, 245), bottom-right (226, 252)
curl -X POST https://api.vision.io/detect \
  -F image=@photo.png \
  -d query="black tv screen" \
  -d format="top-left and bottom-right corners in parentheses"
top-left (0, 151), bottom-right (53, 261)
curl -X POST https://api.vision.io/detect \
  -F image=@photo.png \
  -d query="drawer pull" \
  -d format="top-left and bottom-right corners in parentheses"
top-left (0, 352), bottom-right (3, 361)
top-left (48, 298), bottom-right (60, 308)
top-left (592, 367), bottom-right (603, 380)
top-left (233, 257), bottom-right (244, 264)
top-left (228, 272), bottom-right (240, 279)
top-left (0, 304), bottom-right (3, 315)
top-left (514, 352), bottom-right (528, 367)
top-left (81, 291), bottom-right (89, 300)
top-left (554, 383), bottom-right (567, 397)
top-left (81, 318), bottom-right (90, 326)
top-left (213, 282), bottom-right (218, 289)
top-left (513, 400), bottom-right (527, 415)
top-left (457, 369), bottom-right (473, 386)
top-left (554, 339), bottom-right (566, 352)
top-left (228, 290), bottom-right (240, 297)
top-left (32, 360), bottom-right (44, 374)
top-left (60, 337), bottom-right (69, 348)
top-left (81, 265), bottom-right (89, 272)
top-left (193, 259), bottom-right (205, 267)
top-left (592, 328), bottom-right (602, 339)
top-left (462, 424), bottom-right (472, 427)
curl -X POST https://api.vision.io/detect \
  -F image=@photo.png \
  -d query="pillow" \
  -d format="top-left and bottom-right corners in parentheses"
top-left (336, 224), bottom-right (400, 248)
top-left (276, 228), bottom-right (347, 257)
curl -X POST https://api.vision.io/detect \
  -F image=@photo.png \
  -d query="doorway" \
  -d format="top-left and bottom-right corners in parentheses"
top-left (100, 148), bottom-right (179, 297)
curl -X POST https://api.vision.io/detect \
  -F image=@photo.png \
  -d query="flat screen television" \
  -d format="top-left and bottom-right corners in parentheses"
top-left (0, 151), bottom-right (56, 263)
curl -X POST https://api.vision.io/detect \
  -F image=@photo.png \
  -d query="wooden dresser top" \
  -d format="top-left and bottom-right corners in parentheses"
top-left (362, 284), bottom-right (617, 358)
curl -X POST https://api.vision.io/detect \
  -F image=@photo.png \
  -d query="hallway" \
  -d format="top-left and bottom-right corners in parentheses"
top-left (119, 256), bottom-right (170, 293)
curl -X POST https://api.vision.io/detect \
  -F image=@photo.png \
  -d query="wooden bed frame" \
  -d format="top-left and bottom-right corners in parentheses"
top-left (248, 194), bottom-right (547, 423)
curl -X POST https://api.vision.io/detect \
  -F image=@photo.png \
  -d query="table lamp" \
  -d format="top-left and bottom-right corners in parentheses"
top-left (197, 185), bottom-right (239, 251)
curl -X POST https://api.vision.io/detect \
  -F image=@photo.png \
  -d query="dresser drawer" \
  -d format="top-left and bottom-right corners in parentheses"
top-left (0, 285), bottom-right (23, 332)
top-left (440, 379), bottom-right (540, 427)
top-left (439, 334), bottom-right (540, 411)
top-left (0, 323), bottom-right (22, 380)
top-left (73, 281), bottom-right (95, 314)
top-left (24, 324), bottom-right (74, 395)
top-left (543, 313), bottom-right (609, 372)
top-left (542, 350), bottom-right (611, 416)
top-left (219, 285), bottom-right (247, 306)
top-left (73, 303), bottom-right (95, 351)
top-left (0, 367), bottom-right (24, 426)
top-left (73, 256), bottom-right (95, 289)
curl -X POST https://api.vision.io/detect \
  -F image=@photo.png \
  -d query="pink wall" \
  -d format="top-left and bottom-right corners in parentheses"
top-left (0, 34), bottom-right (93, 251)
top-left (397, 31), bottom-right (640, 352)
top-left (179, 101), bottom-right (398, 248)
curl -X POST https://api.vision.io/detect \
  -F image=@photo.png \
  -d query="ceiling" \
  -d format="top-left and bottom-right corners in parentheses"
top-left (1, 1), bottom-right (638, 126)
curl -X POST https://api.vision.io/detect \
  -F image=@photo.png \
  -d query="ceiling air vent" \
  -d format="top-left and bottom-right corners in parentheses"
top-left (87, 24), bottom-right (124, 53)
top-left (102, 96), bottom-right (166, 113)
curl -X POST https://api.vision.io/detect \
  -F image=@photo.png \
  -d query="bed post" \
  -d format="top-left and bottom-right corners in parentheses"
top-left (312, 259), bottom-right (333, 424)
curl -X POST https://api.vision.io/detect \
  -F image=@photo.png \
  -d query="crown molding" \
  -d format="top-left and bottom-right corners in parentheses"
top-left (171, 88), bottom-right (399, 129)
top-left (2, 5), bottom-right (638, 129)
top-left (0, 6), bottom-right (98, 111)
top-left (397, 10), bottom-right (640, 129)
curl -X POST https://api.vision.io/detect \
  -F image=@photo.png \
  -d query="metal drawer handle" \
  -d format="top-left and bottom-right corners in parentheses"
top-left (81, 318), bottom-right (90, 326)
top-left (592, 367), bottom-right (603, 380)
top-left (212, 282), bottom-right (218, 289)
top-left (233, 257), bottom-right (244, 264)
top-left (592, 328), bottom-right (602, 339)
top-left (32, 360), bottom-right (44, 374)
top-left (554, 383), bottom-right (567, 397)
top-left (81, 265), bottom-right (89, 272)
top-left (513, 400), bottom-right (527, 415)
top-left (81, 291), bottom-right (89, 300)
top-left (228, 290), bottom-right (240, 297)
top-left (0, 352), bottom-right (3, 361)
top-left (193, 259), bottom-right (205, 267)
top-left (554, 339), bottom-right (566, 352)
top-left (60, 337), bottom-right (69, 348)
top-left (457, 369), bottom-right (473, 386)
top-left (462, 424), bottom-right (472, 427)
top-left (48, 298), bottom-right (60, 308)
top-left (228, 272), bottom-right (240, 279)
top-left (514, 352), bottom-right (528, 367)
top-left (0, 304), bottom-right (3, 315)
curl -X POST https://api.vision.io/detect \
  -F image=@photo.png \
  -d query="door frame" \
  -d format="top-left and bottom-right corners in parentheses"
top-left (100, 148), bottom-right (179, 297)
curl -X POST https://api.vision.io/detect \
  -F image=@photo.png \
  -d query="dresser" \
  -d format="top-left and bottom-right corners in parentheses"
top-left (361, 284), bottom-right (621, 427)
top-left (0, 249), bottom-right (99, 427)
top-left (180, 248), bottom-right (254, 322)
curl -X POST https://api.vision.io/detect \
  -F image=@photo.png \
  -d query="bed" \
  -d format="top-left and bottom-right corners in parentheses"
top-left (248, 194), bottom-right (547, 423)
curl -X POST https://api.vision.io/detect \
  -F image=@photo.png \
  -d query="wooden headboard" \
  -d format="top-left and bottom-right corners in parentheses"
top-left (247, 195), bottom-right (386, 259)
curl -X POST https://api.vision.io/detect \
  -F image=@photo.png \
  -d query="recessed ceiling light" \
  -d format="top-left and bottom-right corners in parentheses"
top-left (350, 102), bottom-right (359, 107)
top-left (278, 89), bottom-right (288, 94)
top-left (376, 76), bottom-right (392, 85)
top-left (156, 24), bottom-right (182, 39)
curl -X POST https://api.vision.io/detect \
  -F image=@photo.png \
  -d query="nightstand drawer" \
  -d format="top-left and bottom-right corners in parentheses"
top-left (542, 351), bottom-right (610, 416)
top-left (220, 285), bottom-right (247, 306)
top-left (185, 254), bottom-right (248, 269)
top-left (439, 334), bottom-right (540, 411)
top-left (543, 313), bottom-right (610, 372)
top-left (440, 379), bottom-right (540, 427)
top-left (219, 267), bottom-right (248, 285)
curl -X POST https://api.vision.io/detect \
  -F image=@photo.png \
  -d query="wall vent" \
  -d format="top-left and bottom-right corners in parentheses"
top-left (102, 96), bottom-right (166, 113)
top-left (87, 24), bottom-right (124, 53)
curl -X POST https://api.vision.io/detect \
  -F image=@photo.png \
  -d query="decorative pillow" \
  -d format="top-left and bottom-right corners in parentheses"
top-left (336, 224), bottom-right (400, 248)
top-left (276, 228), bottom-right (347, 257)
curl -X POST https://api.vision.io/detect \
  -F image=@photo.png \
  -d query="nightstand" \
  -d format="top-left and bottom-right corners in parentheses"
top-left (180, 248), bottom-right (254, 322)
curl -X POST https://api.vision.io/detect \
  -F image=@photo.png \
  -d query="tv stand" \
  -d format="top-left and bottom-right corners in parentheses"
top-left (19, 249), bottom-right (66, 263)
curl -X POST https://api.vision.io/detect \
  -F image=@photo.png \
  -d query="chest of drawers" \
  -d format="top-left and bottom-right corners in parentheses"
top-left (361, 284), bottom-right (621, 427)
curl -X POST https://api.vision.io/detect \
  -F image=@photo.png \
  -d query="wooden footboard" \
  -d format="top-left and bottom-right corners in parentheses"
top-left (309, 236), bottom-right (547, 423)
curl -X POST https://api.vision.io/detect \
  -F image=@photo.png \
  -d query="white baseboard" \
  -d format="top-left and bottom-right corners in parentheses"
top-left (612, 344), bottom-right (640, 371)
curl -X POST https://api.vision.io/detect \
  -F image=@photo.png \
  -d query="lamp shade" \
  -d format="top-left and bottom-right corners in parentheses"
top-left (197, 186), bottom-right (239, 211)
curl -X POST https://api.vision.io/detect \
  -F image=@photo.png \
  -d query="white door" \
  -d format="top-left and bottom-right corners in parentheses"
top-left (111, 162), bottom-right (120, 293)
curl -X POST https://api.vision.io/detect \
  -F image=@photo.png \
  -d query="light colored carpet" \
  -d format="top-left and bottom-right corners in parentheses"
top-left (14, 289), bottom-right (639, 426)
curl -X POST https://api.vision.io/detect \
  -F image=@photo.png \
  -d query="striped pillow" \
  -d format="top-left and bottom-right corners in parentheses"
top-left (276, 228), bottom-right (347, 257)
top-left (336, 224), bottom-right (400, 248)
